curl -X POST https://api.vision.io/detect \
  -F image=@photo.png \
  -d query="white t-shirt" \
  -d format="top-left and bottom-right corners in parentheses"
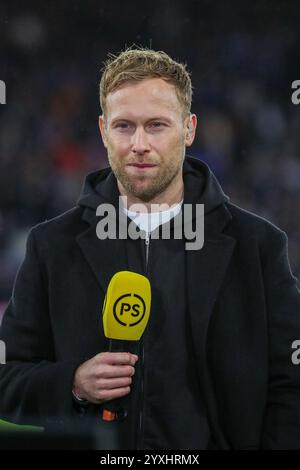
top-left (123, 201), bottom-right (183, 234)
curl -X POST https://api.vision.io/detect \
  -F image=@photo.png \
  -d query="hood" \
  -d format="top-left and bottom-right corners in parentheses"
top-left (77, 155), bottom-right (229, 216)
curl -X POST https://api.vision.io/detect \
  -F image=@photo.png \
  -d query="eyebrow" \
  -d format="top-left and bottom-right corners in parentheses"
top-left (110, 116), bottom-right (173, 126)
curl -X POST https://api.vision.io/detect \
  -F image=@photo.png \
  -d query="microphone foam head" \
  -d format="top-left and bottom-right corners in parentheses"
top-left (102, 271), bottom-right (151, 341)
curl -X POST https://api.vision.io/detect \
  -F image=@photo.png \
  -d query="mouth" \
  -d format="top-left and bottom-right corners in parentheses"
top-left (127, 163), bottom-right (157, 170)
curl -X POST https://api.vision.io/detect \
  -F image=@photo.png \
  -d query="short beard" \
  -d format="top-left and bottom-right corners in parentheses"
top-left (109, 157), bottom-right (183, 202)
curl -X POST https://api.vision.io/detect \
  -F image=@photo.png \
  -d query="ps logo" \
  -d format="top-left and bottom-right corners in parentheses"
top-left (113, 293), bottom-right (146, 327)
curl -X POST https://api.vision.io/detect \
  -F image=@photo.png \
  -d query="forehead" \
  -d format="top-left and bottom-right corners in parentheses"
top-left (105, 78), bottom-right (182, 121)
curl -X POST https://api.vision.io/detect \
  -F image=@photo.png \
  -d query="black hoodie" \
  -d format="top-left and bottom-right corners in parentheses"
top-left (77, 156), bottom-right (229, 450)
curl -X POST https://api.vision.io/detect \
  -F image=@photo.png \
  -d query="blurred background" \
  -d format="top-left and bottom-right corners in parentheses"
top-left (0, 0), bottom-right (300, 320)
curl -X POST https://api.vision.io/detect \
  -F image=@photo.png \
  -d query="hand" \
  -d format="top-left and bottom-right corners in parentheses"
top-left (72, 352), bottom-right (138, 405)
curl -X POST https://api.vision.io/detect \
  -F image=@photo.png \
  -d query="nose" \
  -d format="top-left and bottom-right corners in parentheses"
top-left (131, 127), bottom-right (150, 155)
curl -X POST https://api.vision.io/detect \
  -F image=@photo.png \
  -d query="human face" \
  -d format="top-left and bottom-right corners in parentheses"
top-left (99, 78), bottom-right (197, 205)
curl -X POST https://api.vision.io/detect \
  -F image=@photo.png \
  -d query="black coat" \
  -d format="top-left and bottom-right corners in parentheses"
top-left (1, 156), bottom-right (300, 449)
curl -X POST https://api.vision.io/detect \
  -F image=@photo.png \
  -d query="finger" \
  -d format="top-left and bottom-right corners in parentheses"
top-left (100, 364), bottom-right (136, 378)
top-left (97, 376), bottom-right (132, 390)
top-left (98, 352), bottom-right (138, 366)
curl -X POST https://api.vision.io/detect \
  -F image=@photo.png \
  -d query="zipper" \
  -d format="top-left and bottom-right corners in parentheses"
top-left (145, 230), bottom-right (150, 266)
top-left (136, 230), bottom-right (150, 450)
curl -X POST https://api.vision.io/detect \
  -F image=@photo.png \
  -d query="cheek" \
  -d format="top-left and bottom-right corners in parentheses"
top-left (155, 133), bottom-right (184, 156)
top-left (151, 131), bottom-right (182, 151)
top-left (107, 136), bottom-right (130, 154)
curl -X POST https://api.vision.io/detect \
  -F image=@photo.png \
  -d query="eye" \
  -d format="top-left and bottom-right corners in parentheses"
top-left (149, 121), bottom-right (165, 129)
top-left (116, 123), bottom-right (130, 129)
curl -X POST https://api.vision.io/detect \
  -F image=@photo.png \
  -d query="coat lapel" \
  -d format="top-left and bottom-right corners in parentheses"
top-left (185, 205), bottom-right (236, 448)
top-left (75, 171), bottom-right (129, 295)
top-left (76, 221), bottom-right (128, 295)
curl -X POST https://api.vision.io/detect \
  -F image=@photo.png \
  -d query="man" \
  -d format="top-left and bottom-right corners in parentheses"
top-left (1, 48), bottom-right (300, 450)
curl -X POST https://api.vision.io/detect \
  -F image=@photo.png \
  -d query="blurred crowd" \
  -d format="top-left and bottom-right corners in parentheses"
top-left (0, 1), bottom-right (300, 304)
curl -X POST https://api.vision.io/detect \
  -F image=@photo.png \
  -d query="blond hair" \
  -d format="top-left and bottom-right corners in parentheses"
top-left (99, 47), bottom-right (193, 118)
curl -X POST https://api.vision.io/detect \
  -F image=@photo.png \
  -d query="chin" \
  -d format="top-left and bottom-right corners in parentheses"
top-left (129, 184), bottom-right (157, 201)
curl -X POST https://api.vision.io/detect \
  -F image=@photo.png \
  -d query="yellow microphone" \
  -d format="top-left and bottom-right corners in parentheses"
top-left (101, 271), bottom-right (151, 421)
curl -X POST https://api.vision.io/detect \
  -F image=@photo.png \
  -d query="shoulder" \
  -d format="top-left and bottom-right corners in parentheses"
top-left (225, 202), bottom-right (289, 267)
top-left (27, 206), bottom-right (88, 251)
top-left (31, 205), bottom-right (86, 233)
top-left (226, 202), bottom-right (287, 242)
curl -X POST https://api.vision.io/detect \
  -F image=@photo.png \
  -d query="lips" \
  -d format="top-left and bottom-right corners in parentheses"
top-left (128, 163), bottom-right (157, 169)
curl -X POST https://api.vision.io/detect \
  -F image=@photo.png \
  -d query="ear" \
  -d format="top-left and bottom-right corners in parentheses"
top-left (99, 115), bottom-right (108, 148)
top-left (184, 113), bottom-right (197, 147)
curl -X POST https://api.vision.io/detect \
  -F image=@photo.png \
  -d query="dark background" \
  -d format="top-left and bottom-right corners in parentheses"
top-left (0, 0), bottom-right (300, 316)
